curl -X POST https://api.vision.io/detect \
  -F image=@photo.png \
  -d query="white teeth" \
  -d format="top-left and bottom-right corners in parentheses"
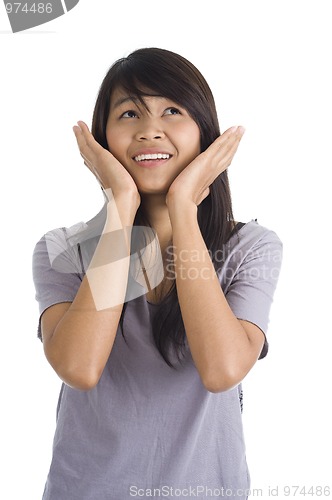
top-left (134, 153), bottom-right (170, 161)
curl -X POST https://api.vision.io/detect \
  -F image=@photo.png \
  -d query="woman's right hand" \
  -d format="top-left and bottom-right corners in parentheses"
top-left (73, 120), bottom-right (140, 209)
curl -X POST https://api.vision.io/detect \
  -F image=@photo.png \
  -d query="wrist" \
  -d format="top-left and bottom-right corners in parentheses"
top-left (104, 187), bottom-right (140, 208)
top-left (167, 196), bottom-right (198, 225)
top-left (105, 196), bottom-right (138, 230)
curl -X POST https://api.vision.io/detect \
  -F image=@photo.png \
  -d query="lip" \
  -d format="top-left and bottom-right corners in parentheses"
top-left (132, 148), bottom-right (173, 158)
top-left (133, 158), bottom-right (171, 169)
top-left (131, 148), bottom-right (173, 168)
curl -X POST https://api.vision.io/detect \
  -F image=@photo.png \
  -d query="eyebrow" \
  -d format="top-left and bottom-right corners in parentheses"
top-left (111, 96), bottom-right (138, 110)
top-left (112, 97), bottom-right (135, 108)
top-left (111, 94), bottom-right (165, 111)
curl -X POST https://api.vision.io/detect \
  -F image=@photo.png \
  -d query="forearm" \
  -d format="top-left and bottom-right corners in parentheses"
top-left (45, 196), bottom-right (137, 389)
top-left (168, 201), bottom-right (258, 392)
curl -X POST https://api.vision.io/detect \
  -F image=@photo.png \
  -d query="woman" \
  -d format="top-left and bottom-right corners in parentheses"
top-left (33, 47), bottom-right (282, 499)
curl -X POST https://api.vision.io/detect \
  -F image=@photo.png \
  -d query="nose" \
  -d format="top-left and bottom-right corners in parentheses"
top-left (135, 117), bottom-right (165, 141)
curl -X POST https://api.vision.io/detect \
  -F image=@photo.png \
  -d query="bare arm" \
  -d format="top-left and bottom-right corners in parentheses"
top-left (166, 126), bottom-right (264, 392)
top-left (167, 201), bottom-right (264, 393)
top-left (41, 122), bottom-right (140, 390)
top-left (42, 198), bottom-right (137, 390)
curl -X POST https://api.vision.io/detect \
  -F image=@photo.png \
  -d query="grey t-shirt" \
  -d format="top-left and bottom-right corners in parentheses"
top-left (32, 213), bottom-right (282, 500)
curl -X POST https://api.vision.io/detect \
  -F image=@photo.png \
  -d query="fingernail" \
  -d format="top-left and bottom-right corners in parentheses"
top-left (238, 126), bottom-right (246, 134)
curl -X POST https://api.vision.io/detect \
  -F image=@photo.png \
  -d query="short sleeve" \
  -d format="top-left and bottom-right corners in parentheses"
top-left (219, 222), bottom-right (283, 359)
top-left (32, 228), bottom-right (84, 341)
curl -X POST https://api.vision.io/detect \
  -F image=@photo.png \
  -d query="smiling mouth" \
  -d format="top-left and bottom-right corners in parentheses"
top-left (134, 153), bottom-right (171, 162)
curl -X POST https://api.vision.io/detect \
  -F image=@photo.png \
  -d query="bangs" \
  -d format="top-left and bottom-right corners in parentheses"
top-left (109, 52), bottom-right (198, 115)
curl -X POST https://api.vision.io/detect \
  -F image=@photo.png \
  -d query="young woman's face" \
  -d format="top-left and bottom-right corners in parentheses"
top-left (106, 87), bottom-right (201, 195)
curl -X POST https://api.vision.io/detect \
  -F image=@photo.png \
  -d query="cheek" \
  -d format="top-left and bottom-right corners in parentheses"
top-left (106, 129), bottom-right (124, 157)
top-left (105, 129), bottom-right (133, 172)
top-left (181, 125), bottom-right (201, 157)
top-left (180, 121), bottom-right (200, 145)
top-left (191, 124), bottom-right (201, 150)
top-left (106, 129), bottom-right (116, 151)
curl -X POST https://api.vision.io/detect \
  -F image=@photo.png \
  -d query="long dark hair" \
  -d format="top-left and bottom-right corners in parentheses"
top-left (92, 48), bottom-right (234, 367)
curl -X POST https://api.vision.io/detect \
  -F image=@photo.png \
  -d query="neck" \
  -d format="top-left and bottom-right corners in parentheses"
top-left (140, 194), bottom-right (172, 249)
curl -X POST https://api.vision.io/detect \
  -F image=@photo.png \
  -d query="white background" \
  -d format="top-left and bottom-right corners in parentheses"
top-left (1, 1), bottom-right (331, 498)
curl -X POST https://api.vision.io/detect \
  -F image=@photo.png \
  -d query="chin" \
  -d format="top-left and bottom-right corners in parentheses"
top-left (139, 188), bottom-right (169, 197)
top-left (136, 181), bottom-right (171, 196)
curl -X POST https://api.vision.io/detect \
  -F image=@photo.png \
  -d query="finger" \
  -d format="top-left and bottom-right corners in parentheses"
top-left (211, 127), bottom-right (245, 163)
top-left (214, 126), bottom-right (245, 150)
top-left (222, 125), bottom-right (246, 139)
top-left (73, 121), bottom-right (89, 138)
top-left (80, 152), bottom-right (103, 185)
top-left (76, 120), bottom-right (89, 131)
top-left (73, 123), bottom-right (89, 152)
top-left (200, 129), bottom-right (244, 184)
top-left (73, 121), bottom-right (105, 157)
top-left (73, 120), bottom-right (91, 139)
top-left (73, 126), bottom-right (101, 174)
top-left (215, 135), bottom-right (243, 171)
top-left (73, 128), bottom-right (98, 174)
top-left (77, 121), bottom-right (101, 150)
top-left (79, 152), bottom-right (94, 172)
top-left (73, 122), bottom-right (107, 189)
top-left (199, 128), bottom-right (243, 169)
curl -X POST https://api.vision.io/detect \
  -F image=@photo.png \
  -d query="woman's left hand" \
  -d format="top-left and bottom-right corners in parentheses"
top-left (166, 126), bottom-right (245, 208)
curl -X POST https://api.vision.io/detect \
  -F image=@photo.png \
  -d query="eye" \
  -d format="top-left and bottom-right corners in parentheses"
top-left (120, 110), bottom-right (138, 119)
top-left (164, 107), bottom-right (181, 116)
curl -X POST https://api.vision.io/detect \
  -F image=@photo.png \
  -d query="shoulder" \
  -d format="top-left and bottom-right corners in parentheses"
top-left (233, 219), bottom-right (282, 248)
top-left (33, 221), bottom-right (87, 252)
top-left (219, 220), bottom-right (283, 340)
top-left (33, 203), bottom-right (107, 254)
top-left (217, 219), bottom-right (283, 284)
top-left (33, 221), bottom-right (88, 275)
top-left (33, 205), bottom-right (107, 274)
top-left (225, 219), bottom-right (282, 262)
